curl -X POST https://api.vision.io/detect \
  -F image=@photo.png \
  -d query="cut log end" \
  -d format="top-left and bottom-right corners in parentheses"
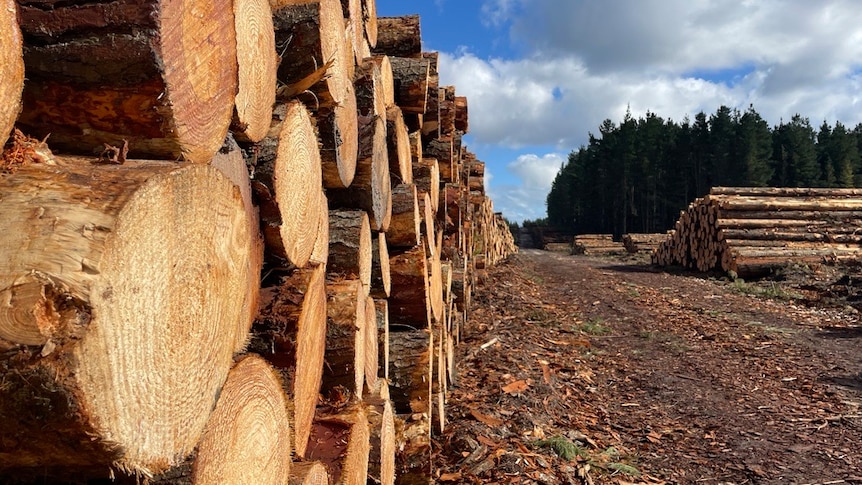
top-left (0, 0), bottom-right (24, 147)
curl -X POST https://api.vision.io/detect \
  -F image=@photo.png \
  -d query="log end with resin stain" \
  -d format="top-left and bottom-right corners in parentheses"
top-left (305, 404), bottom-right (370, 485)
top-left (0, 157), bottom-right (251, 477)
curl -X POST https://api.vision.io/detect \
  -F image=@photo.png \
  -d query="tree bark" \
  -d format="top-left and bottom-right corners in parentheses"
top-left (454, 95), bottom-right (469, 133)
top-left (366, 379), bottom-right (396, 485)
top-left (389, 245), bottom-right (431, 328)
top-left (369, 55), bottom-right (396, 107)
top-left (192, 355), bottom-right (291, 485)
top-left (354, 59), bottom-right (387, 119)
top-left (414, 158), bottom-right (440, 215)
top-left (371, 232), bottom-right (392, 298)
top-left (0, 156), bottom-right (251, 477)
top-left (388, 330), bottom-right (432, 414)
top-left (373, 15), bottom-right (421, 58)
top-left (0, 0), bottom-right (23, 147)
top-left (388, 183), bottom-right (421, 248)
top-left (438, 86), bottom-right (456, 136)
top-left (374, 299), bottom-right (390, 380)
top-left (389, 57), bottom-right (429, 115)
top-left (327, 210), bottom-right (373, 292)
top-left (305, 404), bottom-right (370, 485)
top-left (323, 279), bottom-right (367, 400)
top-left (17, 0), bottom-right (237, 163)
top-left (425, 136), bottom-right (454, 183)
top-left (232, 0), bottom-right (277, 143)
top-left (387, 105), bottom-right (413, 185)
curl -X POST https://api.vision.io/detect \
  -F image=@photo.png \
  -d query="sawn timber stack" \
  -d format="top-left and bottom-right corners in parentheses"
top-left (0, 3), bottom-right (516, 484)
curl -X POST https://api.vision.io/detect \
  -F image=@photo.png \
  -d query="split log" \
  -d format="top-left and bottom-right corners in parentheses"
top-left (192, 355), bottom-right (291, 485)
top-left (251, 263), bottom-right (327, 458)
top-left (387, 105), bottom-right (413, 185)
top-left (371, 232), bottom-right (392, 298)
top-left (389, 244), bottom-right (431, 328)
top-left (17, 0), bottom-right (237, 163)
top-left (248, 101), bottom-right (323, 268)
top-left (389, 57), bottom-right (430, 114)
top-left (387, 183), bottom-right (421, 248)
top-left (388, 330), bottom-right (432, 414)
top-left (0, 157), bottom-right (251, 477)
top-left (210, 135), bottom-right (264, 352)
top-left (323, 278), bottom-right (366, 400)
top-left (327, 115), bottom-right (392, 231)
top-left (424, 136), bottom-right (454, 182)
top-left (272, 0), bottom-right (357, 188)
top-left (306, 404), bottom-right (370, 485)
top-left (0, 0), bottom-right (23, 147)
top-left (366, 380), bottom-right (396, 485)
top-left (454, 96), bottom-right (469, 133)
top-left (413, 158), bottom-right (440, 215)
top-left (373, 15), bottom-right (421, 58)
top-left (290, 461), bottom-right (330, 485)
top-left (328, 210), bottom-right (372, 291)
top-left (232, 0), bottom-right (277, 142)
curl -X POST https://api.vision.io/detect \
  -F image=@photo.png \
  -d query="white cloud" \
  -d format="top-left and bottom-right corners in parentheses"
top-left (485, 153), bottom-right (565, 222)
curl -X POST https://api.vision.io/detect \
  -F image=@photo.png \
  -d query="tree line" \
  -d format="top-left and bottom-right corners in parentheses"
top-left (543, 105), bottom-right (862, 238)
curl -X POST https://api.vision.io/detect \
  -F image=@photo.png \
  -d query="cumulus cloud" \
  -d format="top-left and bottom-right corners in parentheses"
top-left (485, 153), bottom-right (565, 222)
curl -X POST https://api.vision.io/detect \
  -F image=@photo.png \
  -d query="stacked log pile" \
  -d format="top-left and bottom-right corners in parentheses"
top-left (622, 233), bottom-right (669, 254)
top-left (0, 2), bottom-right (515, 484)
top-left (653, 187), bottom-right (862, 277)
top-left (572, 234), bottom-right (626, 255)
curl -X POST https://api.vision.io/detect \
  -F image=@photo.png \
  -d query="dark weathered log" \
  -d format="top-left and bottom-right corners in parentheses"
top-left (413, 158), bottom-right (440, 215)
top-left (438, 86), bottom-right (456, 136)
top-left (454, 95), bottom-right (468, 133)
top-left (328, 210), bottom-right (373, 291)
top-left (323, 279), bottom-right (367, 400)
top-left (389, 56), bottom-right (430, 114)
top-left (373, 15), bottom-right (421, 58)
top-left (305, 404), bottom-right (370, 485)
top-left (389, 244), bottom-right (430, 328)
top-left (425, 136), bottom-right (454, 182)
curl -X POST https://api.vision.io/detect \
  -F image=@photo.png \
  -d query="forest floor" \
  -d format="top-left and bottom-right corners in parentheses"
top-left (433, 249), bottom-right (862, 484)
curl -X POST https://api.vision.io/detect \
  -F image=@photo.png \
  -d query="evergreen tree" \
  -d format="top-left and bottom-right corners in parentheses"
top-left (734, 105), bottom-right (773, 186)
top-left (772, 115), bottom-right (818, 186)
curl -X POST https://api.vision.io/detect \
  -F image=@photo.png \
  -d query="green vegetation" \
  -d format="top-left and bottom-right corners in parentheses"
top-left (729, 279), bottom-right (802, 300)
top-left (533, 436), bottom-right (587, 461)
top-left (578, 317), bottom-right (610, 335)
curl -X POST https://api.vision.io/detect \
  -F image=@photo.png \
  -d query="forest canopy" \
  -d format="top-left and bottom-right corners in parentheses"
top-left (545, 105), bottom-right (862, 237)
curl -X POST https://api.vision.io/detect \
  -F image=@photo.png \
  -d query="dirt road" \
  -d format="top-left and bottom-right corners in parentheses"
top-left (435, 249), bottom-right (862, 484)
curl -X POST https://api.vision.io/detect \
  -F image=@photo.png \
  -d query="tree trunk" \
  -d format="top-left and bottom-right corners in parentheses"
top-left (248, 101), bottom-right (324, 268)
top-left (192, 355), bottom-right (291, 485)
top-left (323, 279), bottom-right (367, 400)
top-left (328, 210), bottom-right (373, 292)
top-left (387, 105), bottom-right (413, 185)
top-left (17, 0), bottom-right (237, 163)
top-left (389, 57), bottom-right (429, 115)
top-left (327, 115), bottom-right (392, 231)
top-left (231, 0), bottom-right (277, 143)
top-left (306, 404), bottom-right (370, 485)
top-left (0, 0), bottom-right (23, 147)
top-left (0, 156), bottom-right (251, 478)
top-left (388, 183), bottom-right (422, 248)
top-left (373, 15), bottom-right (421, 58)
top-left (250, 263), bottom-right (327, 459)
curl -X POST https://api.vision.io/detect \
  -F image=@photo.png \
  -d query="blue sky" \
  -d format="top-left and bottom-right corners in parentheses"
top-left (376, 1), bottom-right (862, 223)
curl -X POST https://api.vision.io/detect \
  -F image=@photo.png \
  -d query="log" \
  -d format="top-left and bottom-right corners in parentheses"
top-left (305, 404), bottom-right (370, 485)
top-left (371, 232), bottom-right (392, 298)
top-left (363, 0), bottom-right (378, 48)
top-left (192, 355), bottom-right (291, 485)
top-left (386, 105), bottom-right (413, 185)
top-left (210, 135), bottom-right (264, 352)
top-left (389, 244), bottom-right (431, 328)
top-left (710, 195), bottom-right (862, 212)
top-left (369, 55), bottom-right (396, 107)
top-left (364, 295), bottom-right (379, 390)
top-left (418, 191), bottom-right (437, 257)
top-left (326, 114), bottom-right (392, 231)
top-left (251, 263), bottom-right (327, 458)
top-left (0, 0), bottom-right (23, 148)
top-left (427, 238), bottom-right (444, 324)
top-left (290, 461), bottom-right (330, 485)
top-left (272, 0), bottom-right (358, 188)
top-left (388, 330), bottom-right (432, 414)
top-left (711, 186), bottom-right (862, 197)
top-left (374, 299), bottom-right (390, 380)
top-left (366, 379), bottom-right (396, 485)
top-left (327, 210), bottom-right (372, 291)
top-left (438, 86), bottom-right (456, 136)
top-left (421, 52), bottom-right (440, 140)
top-left (310, 191), bottom-right (330, 266)
top-left (232, 0), bottom-right (277, 142)
top-left (0, 157), bottom-right (251, 477)
top-left (341, 0), bottom-right (367, 66)
top-left (413, 158), bottom-right (440, 215)
top-left (249, 101), bottom-right (324, 268)
top-left (409, 131), bottom-right (423, 166)
top-left (454, 95), bottom-right (469, 133)
top-left (373, 15), bottom-right (421, 58)
top-left (389, 57), bottom-right (429, 114)
top-left (394, 413), bottom-right (431, 485)
top-left (17, 0), bottom-right (237, 163)
top-left (323, 279), bottom-right (366, 400)
top-left (719, 229), bottom-right (862, 244)
top-left (424, 136), bottom-right (454, 182)
top-left (387, 183), bottom-right (421, 248)
top-left (354, 58), bottom-right (387, 119)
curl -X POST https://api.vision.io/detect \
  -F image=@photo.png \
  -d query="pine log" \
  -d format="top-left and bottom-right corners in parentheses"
top-left (467, 160), bottom-right (485, 193)
top-left (387, 105), bottom-right (414, 185)
top-left (388, 330), bottom-right (432, 414)
top-left (17, 0), bottom-right (237, 163)
top-left (210, 136), bottom-right (264, 352)
top-left (716, 217), bottom-right (862, 231)
top-left (369, 55), bottom-right (396, 107)
top-left (0, 157), bottom-right (251, 477)
top-left (364, 295), bottom-right (380, 391)
top-left (0, 0), bottom-right (23, 147)
top-left (719, 229), bottom-right (862, 244)
top-left (363, 0), bottom-right (378, 48)
top-left (409, 130), bottom-right (423, 166)
top-left (389, 57), bottom-right (429, 114)
top-left (454, 95), bottom-right (469, 133)
top-left (327, 115), bottom-right (392, 231)
top-left (438, 86), bottom-right (456, 136)
top-left (425, 136), bottom-right (454, 182)
top-left (341, 0), bottom-right (367, 66)
top-left (328, 210), bottom-right (373, 291)
top-left (251, 263), bottom-right (327, 458)
top-left (421, 52), bottom-right (441, 140)
top-left (419, 191), bottom-right (437, 257)
top-left (389, 244), bottom-right (431, 328)
top-left (375, 299), bottom-right (390, 380)
top-left (248, 101), bottom-right (323, 268)
top-left (440, 183), bottom-right (462, 235)
top-left (232, 0), bottom-right (277, 142)
top-left (354, 58), bottom-right (387, 119)
top-left (310, 192), bottom-right (330, 266)
top-left (366, 380), bottom-right (396, 485)
top-left (388, 183), bottom-right (422, 248)
top-left (414, 158), bottom-right (440, 215)
top-left (427, 239), bottom-right (444, 324)
top-left (717, 209), bottom-right (862, 221)
top-left (371, 232), bottom-right (392, 298)
top-left (373, 15), bottom-right (421, 58)
top-left (323, 279), bottom-right (367, 400)
top-left (272, 0), bottom-right (358, 188)
top-left (710, 196), bottom-right (862, 211)
top-left (711, 187), bottom-right (862, 197)
top-left (192, 355), bottom-right (291, 485)
top-left (394, 413), bottom-right (432, 485)
top-left (306, 404), bottom-right (370, 485)
top-left (290, 461), bottom-right (330, 485)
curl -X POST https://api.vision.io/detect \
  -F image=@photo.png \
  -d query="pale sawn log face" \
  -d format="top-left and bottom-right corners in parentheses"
top-left (0, 158), bottom-right (251, 476)
top-left (0, 0), bottom-right (24, 147)
top-left (16, 0), bottom-right (237, 163)
top-left (233, 0), bottom-right (278, 143)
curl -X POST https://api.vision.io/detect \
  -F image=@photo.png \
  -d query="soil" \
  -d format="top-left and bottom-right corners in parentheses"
top-left (433, 249), bottom-right (862, 484)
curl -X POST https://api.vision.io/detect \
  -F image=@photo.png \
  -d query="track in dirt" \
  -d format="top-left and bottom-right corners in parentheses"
top-left (435, 249), bottom-right (862, 484)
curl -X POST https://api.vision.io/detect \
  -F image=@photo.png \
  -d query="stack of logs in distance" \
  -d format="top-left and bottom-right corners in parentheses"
top-left (572, 234), bottom-right (626, 255)
top-left (0, 1), bottom-right (516, 484)
top-left (653, 187), bottom-right (862, 278)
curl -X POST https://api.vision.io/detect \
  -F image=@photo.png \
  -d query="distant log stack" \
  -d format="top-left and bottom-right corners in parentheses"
top-left (572, 234), bottom-right (625, 255)
top-left (653, 187), bottom-right (862, 277)
top-left (622, 233), bottom-right (668, 254)
top-left (0, 4), bottom-right (517, 484)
